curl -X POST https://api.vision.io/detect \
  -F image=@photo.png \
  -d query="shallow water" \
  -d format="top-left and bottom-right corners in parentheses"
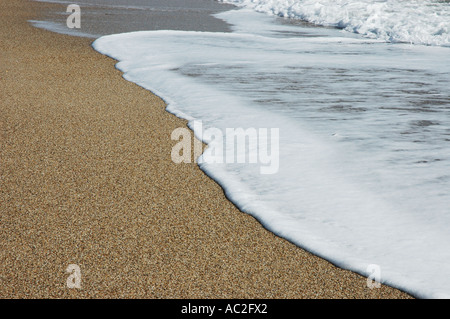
top-left (31, 0), bottom-right (235, 37)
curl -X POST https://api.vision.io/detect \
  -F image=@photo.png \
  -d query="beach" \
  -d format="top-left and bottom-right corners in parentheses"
top-left (0, 0), bottom-right (413, 298)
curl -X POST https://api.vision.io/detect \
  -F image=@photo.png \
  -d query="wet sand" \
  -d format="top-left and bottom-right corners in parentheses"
top-left (0, 0), bottom-right (412, 298)
top-left (31, 0), bottom-right (235, 37)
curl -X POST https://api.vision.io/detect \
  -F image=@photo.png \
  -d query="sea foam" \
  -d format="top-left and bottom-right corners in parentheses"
top-left (220, 0), bottom-right (450, 46)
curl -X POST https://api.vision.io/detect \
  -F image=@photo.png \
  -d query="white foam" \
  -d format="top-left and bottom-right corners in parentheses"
top-left (93, 8), bottom-right (450, 298)
top-left (220, 0), bottom-right (450, 46)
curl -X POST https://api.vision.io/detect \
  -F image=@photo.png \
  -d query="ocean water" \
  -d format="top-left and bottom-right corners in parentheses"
top-left (92, 2), bottom-right (450, 298)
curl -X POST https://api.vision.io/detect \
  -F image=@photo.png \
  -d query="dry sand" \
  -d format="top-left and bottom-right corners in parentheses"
top-left (0, 0), bottom-right (412, 298)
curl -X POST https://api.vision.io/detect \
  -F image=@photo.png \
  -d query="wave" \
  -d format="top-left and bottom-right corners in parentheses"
top-left (220, 0), bottom-right (450, 46)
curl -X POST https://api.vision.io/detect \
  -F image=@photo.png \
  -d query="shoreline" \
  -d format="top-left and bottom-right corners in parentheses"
top-left (0, 0), bottom-right (412, 298)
